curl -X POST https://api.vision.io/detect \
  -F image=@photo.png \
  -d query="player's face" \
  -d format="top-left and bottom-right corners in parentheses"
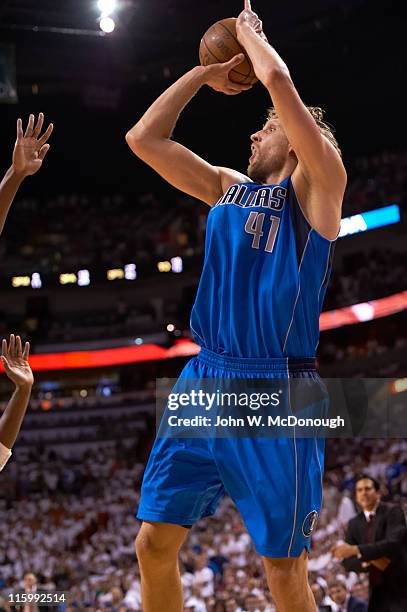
top-left (248, 119), bottom-right (291, 183)
top-left (355, 478), bottom-right (379, 510)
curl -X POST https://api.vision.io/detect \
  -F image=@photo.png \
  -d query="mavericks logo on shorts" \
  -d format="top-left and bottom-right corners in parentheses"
top-left (302, 510), bottom-right (319, 537)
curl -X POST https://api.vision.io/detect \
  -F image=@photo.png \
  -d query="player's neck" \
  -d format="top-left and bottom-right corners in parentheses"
top-left (264, 159), bottom-right (297, 185)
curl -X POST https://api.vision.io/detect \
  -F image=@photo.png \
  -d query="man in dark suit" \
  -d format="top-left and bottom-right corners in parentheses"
top-left (332, 475), bottom-right (407, 612)
top-left (8, 572), bottom-right (56, 612)
top-left (328, 580), bottom-right (368, 612)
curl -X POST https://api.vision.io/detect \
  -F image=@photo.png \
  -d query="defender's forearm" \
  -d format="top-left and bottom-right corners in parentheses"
top-left (0, 384), bottom-right (32, 448)
top-left (127, 66), bottom-right (207, 140)
top-left (0, 167), bottom-right (24, 236)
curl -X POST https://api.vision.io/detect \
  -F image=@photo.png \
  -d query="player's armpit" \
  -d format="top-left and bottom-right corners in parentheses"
top-left (292, 165), bottom-right (344, 241)
top-left (126, 133), bottom-right (223, 205)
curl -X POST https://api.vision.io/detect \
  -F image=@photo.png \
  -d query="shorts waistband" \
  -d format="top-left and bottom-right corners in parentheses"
top-left (197, 347), bottom-right (316, 374)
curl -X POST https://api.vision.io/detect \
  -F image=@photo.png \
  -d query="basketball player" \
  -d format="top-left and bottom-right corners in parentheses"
top-left (0, 113), bottom-right (53, 235)
top-left (126, 2), bottom-right (346, 611)
top-left (0, 335), bottom-right (33, 472)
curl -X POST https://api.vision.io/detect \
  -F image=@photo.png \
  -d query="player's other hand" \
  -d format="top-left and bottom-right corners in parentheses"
top-left (12, 113), bottom-right (54, 178)
top-left (1, 335), bottom-right (34, 389)
top-left (202, 54), bottom-right (253, 95)
top-left (236, 0), bottom-right (268, 43)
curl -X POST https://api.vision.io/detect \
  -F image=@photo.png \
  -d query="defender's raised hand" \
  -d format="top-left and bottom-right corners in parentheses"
top-left (203, 54), bottom-right (253, 95)
top-left (12, 113), bottom-right (53, 177)
top-left (1, 335), bottom-right (34, 389)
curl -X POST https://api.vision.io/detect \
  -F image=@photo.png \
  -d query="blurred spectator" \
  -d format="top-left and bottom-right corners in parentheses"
top-left (328, 580), bottom-right (368, 612)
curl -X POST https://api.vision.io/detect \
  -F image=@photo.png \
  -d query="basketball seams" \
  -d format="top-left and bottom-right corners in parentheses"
top-left (202, 36), bottom-right (251, 79)
top-left (200, 19), bottom-right (256, 83)
top-left (201, 36), bottom-right (224, 65)
top-left (218, 22), bottom-right (252, 80)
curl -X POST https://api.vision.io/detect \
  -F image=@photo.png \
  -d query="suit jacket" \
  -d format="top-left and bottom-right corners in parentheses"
top-left (348, 595), bottom-right (368, 612)
top-left (342, 502), bottom-right (407, 612)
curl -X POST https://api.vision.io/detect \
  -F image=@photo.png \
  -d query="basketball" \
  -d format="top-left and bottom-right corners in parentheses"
top-left (199, 17), bottom-right (257, 85)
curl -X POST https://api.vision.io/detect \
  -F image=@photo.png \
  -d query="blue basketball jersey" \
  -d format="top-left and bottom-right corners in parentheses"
top-left (190, 176), bottom-right (335, 358)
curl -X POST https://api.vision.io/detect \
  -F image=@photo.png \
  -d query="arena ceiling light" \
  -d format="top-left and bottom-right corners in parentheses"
top-left (99, 16), bottom-right (116, 33)
top-left (97, 0), bottom-right (117, 16)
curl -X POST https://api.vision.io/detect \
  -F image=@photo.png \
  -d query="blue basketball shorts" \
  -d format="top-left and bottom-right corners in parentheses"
top-left (137, 348), bottom-right (325, 558)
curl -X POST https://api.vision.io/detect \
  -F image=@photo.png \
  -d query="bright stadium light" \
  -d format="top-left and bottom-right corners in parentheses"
top-left (107, 268), bottom-right (125, 281)
top-left (167, 324), bottom-right (175, 332)
top-left (78, 270), bottom-right (90, 286)
top-left (100, 16), bottom-right (116, 33)
top-left (158, 261), bottom-right (171, 272)
top-left (171, 256), bottom-right (183, 273)
top-left (12, 276), bottom-right (31, 288)
top-left (60, 273), bottom-right (77, 285)
top-left (31, 273), bottom-right (42, 289)
top-left (124, 263), bottom-right (137, 280)
top-left (97, 0), bottom-right (117, 15)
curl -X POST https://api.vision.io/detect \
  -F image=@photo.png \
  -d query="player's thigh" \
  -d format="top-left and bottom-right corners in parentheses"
top-left (135, 521), bottom-right (189, 559)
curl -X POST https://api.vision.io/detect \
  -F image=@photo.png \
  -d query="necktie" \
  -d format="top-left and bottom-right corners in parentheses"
top-left (365, 513), bottom-right (383, 587)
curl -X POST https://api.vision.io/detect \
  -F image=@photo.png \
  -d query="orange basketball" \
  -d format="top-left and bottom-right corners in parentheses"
top-left (199, 17), bottom-right (257, 85)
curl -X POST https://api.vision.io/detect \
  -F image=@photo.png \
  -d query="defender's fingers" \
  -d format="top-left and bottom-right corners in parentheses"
top-left (2, 338), bottom-right (7, 358)
top-left (38, 123), bottom-right (54, 146)
top-left (1, 355), bottom-right (11, 372)
top-left (16, 118), bottom-right (24, 141)
top-left (245, 0), bottom-right (252, 10)
top-left (16, 336), bottom-right (23, 358)
top-left (24, 114), bottom-right (35, 138)
top-left (38, 144), bottom-right (50, 161)
top-left (9, 334), bottom-right (15, 358)
top-left (33, 112), bottom-right (44, 138)
top-left (23, 342), bottom-right (30, 360)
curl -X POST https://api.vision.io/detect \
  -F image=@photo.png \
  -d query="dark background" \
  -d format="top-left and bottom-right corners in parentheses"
top-left (0, 0), bottom-right (406, 196)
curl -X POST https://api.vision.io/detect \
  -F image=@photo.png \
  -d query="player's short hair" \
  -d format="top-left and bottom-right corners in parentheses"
top-left (354, 474), bottom-right (380, 491)
top-left (267, 106), bottom-right (341, 156)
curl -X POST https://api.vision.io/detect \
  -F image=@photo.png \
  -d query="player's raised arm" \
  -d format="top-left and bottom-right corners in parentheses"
top-left (0, 113), bottom-right (53, 236)
top-left (0, 335), bottom-right (34, 472)
top-left (125, 58), bottom-right (251, 205)
top-left (236, 1), bottom-right (346, 237)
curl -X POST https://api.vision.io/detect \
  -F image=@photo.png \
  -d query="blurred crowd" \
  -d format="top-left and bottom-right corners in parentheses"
top-left (343, 149), bottom-right (407, 215)
top-left (0, 149), bottom-right (404, 278)
top-left (0, 192), bottom-right (206, 278)
top-left (1, 433), bottom-right (406, 611)
top-left (324, 248), bottom-right (405, 310)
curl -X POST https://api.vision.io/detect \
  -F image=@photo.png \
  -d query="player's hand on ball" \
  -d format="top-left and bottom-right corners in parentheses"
top-left (237, 0), bottom-right (268, 43)
top-left (1, 335), bottom-right (34, 389)
top-left (12, 113), bottom-right (53, 178)
top-left (203, 54), bottom-right (253, 95)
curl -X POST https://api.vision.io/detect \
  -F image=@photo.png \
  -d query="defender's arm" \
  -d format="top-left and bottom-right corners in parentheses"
top-left (1, 114), bottom-right (53, 235)
top-left (0, 336), bottom-right (33, 471)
